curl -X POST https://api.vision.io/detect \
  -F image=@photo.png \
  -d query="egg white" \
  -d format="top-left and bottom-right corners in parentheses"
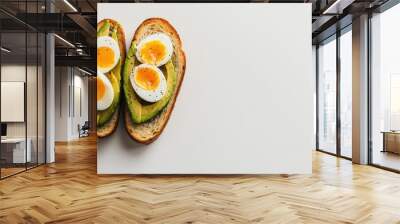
top-left (135, 33), bottom-right (173, 67)
top-left (97, 36), bottom-right (120, 74)
top-left (130, 64), bottom-right (167, 103)
top-left (97, 72), bottom-right (114, 111)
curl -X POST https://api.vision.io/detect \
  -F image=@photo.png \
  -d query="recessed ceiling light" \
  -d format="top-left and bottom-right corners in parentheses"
top-left (323, 0), bottom-right (341, 14)
top-left (63, 0), bottom-right (78, 12)
top-left (54, 34), bottom-right (75, 48)
top-left (77, 67), bottom-right (93, 76)
top-left (1, 47), bottom-right (11, 53)
top-left (322, 0), bottom-right (354, 15)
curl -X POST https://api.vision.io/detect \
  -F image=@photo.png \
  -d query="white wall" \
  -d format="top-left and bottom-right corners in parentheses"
top-left (72, 73), bottom-right (89, 137)
top-left (98, 3), bottom-right (313, 174)
top-left (55, 66), bottom-right (68, 141)
top-left (1, 65), bottom-right (26, 138)
top-left (55, 67), bottom-right (89, 141)
top-left (312, 45), bottom-right (316, 148)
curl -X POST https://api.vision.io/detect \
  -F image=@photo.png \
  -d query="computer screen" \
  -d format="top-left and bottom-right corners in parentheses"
top-left (1, 123), bottom-right (7, 137)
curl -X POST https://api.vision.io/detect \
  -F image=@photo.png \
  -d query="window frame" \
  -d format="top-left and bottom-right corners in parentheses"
top-left (315, 24), bottom-right (353, 161)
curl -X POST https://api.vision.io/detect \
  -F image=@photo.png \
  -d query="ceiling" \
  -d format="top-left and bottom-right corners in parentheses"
top-left (0, 0), bottom-right (394, 71)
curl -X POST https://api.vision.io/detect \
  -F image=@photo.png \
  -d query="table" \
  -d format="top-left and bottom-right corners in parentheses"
top-left (382, 131), bottom-right (400, 154)
top-left (1, 138), bottom-right (31, 164)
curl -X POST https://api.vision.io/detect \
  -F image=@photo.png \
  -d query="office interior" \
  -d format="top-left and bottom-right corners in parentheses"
top-left (316, 3), bottom-right (400, 171)
top-left (1, 0), bottom-right (400, 222)
top-left (0, 0), bottom-right (96, 179)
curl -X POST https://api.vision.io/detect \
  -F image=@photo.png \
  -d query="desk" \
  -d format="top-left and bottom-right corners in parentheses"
top-left (382, 131), bottom-right (400, 154)
top-left (1, 138), bottom-right (31, 163)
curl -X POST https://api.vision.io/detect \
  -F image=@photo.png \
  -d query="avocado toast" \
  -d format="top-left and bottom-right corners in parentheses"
top-left (97, 19), bottom-right (126, 137)
top-left (123, 18), bottom-right (186, 144)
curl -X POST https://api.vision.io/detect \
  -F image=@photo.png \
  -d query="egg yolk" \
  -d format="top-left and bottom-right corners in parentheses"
top-left (135, 67), bottom-right (160, 91)
top-left (140, 40), bottom-right (166, 64)
top-left (97, 77), bottom-right (106, 101)
top-left (98, 46), bottom-right (115, 69)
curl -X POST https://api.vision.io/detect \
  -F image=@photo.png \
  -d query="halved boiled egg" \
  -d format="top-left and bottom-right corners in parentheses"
top-left (136, 33), bottom-right (173, 67)
top-left (97, 72), bottom-right (114, 111)
top-left (97, 36), bottom-right (120, 74)
top-left (130, 64), bottom-right (167, 103)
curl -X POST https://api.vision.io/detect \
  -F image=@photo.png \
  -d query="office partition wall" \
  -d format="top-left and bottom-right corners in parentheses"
top-left (0, 1), bottom-right (46, 179)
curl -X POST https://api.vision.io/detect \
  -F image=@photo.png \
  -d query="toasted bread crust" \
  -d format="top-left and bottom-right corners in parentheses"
top-left (97, 107), bottom-right (119, 138)
top-left (124, 18), bottom-right (186, 144)
top-left (97, 19), bottom-right (126, 138)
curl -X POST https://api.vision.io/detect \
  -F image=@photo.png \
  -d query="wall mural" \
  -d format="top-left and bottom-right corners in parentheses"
top-left (96, 18), bottom-right (186, 144)
top-left (97, 3), bottom-right (312, 174)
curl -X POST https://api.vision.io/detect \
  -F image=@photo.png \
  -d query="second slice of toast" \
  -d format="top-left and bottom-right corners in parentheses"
top-left (97, 19), bottom-right (126, 138)
top-left (123, 18), bottom-right (186, 144)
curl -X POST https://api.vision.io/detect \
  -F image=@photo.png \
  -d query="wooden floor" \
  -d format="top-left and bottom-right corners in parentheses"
top-left (1, 167), bottom-right (26, 178)
top-left (1, 136), bottom-right (400, 223)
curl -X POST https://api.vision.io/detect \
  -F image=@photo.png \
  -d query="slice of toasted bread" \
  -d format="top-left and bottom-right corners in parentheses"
top-left (124, 18), bottom-right (186, 144)
top-left (97, 19), bottom-right (126, 138)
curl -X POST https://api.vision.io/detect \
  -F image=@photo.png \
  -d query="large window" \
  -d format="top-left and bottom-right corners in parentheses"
top-left (317, 27), bottom-right (353, 159)
top-left (318, 36), bottom-right (337, 154)
top-left (370, 3), bottom-right (400, 171)
top-left (340, 28), bottom-right (352, 158)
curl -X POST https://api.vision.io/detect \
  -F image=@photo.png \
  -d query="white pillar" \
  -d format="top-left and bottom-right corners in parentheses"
top-left (352, 14), bottom-right (369, 164)
top-left (45, 1), bottom-right (55, 163)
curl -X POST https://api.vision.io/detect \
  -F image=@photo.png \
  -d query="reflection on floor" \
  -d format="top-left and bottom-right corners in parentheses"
top-left (341, 147), bottom-right (352, 158)
top-left (0, 167), bottom-right (25, 178)
top-left (0, 136), bottom-right (400, 223)
top-left (0, 162), bottom-right (43, 179)
top-left (373, 150), bottom-right (400, 171)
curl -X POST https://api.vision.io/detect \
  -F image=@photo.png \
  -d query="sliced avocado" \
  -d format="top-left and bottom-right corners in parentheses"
top-left (123, 44), bottom-right (177, 124)
top-left (97, 20), bottom-right (110, 37)
top-left (97, 71), bottom-right (120, 126)
top-left (97, 21), bottom-right (122, 127)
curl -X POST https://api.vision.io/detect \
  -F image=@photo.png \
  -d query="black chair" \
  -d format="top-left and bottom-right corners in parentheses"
top-left (78, 121), bottom-right (90, 138)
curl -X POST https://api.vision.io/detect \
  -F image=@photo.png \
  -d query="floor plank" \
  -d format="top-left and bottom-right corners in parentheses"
top-left (0, 136), bottom-right (400, 223)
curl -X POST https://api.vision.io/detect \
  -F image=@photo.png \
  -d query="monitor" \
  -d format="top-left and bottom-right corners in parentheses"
top-left (1, 123), bottom-right (7, 137)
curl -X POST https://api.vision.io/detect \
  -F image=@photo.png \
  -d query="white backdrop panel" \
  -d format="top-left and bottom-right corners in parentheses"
top-left (98, 3), bottom-right (313, 174)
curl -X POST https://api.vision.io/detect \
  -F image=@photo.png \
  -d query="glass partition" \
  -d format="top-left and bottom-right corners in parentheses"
top-left (27, 0), bottom-right (39, 170)
top-left (0, 1), bottom-right (46, 179)
top-left (27, 31), bottom-right (38, 169)
top-left (38, 32), bottom-right (45, 165)
top-left (0, 30), bottom-right (28, 177)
